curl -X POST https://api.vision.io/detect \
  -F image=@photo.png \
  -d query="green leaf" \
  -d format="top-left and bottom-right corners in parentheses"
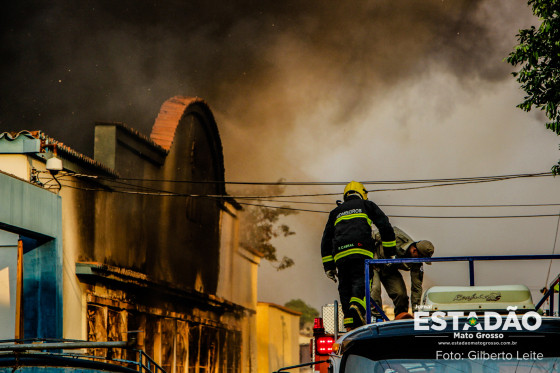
top-left (507, 0), bottom-right (560, 171)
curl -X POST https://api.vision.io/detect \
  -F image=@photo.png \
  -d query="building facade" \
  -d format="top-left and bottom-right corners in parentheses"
top-left (0, 97), bottom-right (262, 373)
top-left (256, 302), bottom-right (301, 373)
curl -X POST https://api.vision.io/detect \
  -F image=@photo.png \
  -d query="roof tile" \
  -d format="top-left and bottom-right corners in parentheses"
top-left (150, 96), bottom-right (207, 151)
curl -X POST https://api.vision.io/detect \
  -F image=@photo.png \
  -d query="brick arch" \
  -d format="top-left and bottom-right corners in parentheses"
top-left (151, 96), bottom-right (226, 195)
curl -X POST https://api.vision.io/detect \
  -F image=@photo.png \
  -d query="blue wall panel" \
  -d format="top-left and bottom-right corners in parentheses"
top-left (0, 171), bottom-right (63, 339)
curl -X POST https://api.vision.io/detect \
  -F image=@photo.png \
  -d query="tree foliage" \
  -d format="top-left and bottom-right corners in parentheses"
top-left (284, 299), bottom-right (320, 329)
top-left (238, 182), bottom-right (298, 270)
top-left (506, 0), bottom-right (560, 175)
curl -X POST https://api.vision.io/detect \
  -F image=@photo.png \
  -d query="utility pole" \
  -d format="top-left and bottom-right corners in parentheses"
top-left (15, 239), bottom-right (24, 340)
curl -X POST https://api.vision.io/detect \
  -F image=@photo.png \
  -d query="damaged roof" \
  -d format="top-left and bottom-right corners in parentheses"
top-left (151, 95), bottom-right (226, 194)
top-left (0, 130), bottom-right (119, 177)
top-left (95, 120), bottom-right (168, 155)
top-left (1, 97), bottom-right (229, 196)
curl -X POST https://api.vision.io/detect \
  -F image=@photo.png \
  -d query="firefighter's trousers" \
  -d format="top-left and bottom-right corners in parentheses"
top-left (370, 267), bottom-right (409, 317)
top-left (336, 257), bottom-right (371, 329)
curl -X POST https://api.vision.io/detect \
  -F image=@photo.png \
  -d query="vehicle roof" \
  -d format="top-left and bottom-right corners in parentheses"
top-left (336, 316), bottom-right (560, 353)
top-left (0, 353), bottom-right (139, 372)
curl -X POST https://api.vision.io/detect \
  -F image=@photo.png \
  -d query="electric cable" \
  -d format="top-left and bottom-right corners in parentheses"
top-left (51, 173), bottom-right (62, 194)
top-left (545, 210), bottom-right (560, 288)
top-left (236, 202), bottom-right (328, 214)
top-left (388, 214), bottom-right (560, 219)
top-left (367, 177), bottom-right (546, 193)
top-left (235, 202), bottom-right (560, 217)
top-left (41, 171), bottom-right (184, 196)
top-left (54, 182), bottom-right (560, 218)
top-left (57, 171), bottom-right (552, 186)
top-left (39, 171), bottom-right (560, 219)
top-left (56, 182), bottom-right (184, 196)
top-left (39, 170), bottom-right (557, 199)
top-left (241, 199), bottom-right (560, 208)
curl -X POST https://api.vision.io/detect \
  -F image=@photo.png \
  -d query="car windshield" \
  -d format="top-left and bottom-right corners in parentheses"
top-left (343, 356), bottom-right (560, 373)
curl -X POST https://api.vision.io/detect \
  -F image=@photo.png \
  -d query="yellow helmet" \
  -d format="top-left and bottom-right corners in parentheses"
top-left (343, 181), bottom-right (368, 200)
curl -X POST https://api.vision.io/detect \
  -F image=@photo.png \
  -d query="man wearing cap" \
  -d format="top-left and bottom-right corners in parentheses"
top-left (371, 227), bottom-right (434, 317)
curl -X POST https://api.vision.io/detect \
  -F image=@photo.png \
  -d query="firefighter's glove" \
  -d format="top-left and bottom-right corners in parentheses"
top-left (383, 246), bottom-right (396, 257)
top-left (325, 269), bottom-right (338, 283)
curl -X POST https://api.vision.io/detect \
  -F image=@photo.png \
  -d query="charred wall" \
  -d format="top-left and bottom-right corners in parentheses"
top-left (69, 182), bottom-right (96, 263)
top-left (70, 97), bottom-right (248, 372)
top-left (77, 263), bottom-right (247, 373)
top-left (86, 303), bottom-right (242, 373)
top-left (91, 98), bottom-right (225, 295)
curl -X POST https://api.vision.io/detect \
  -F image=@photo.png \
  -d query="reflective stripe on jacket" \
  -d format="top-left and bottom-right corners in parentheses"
top-left (321, 195), bottom-right (396, 271)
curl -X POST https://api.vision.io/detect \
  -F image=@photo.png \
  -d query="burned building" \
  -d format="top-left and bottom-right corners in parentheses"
top-left (0, 96), bottom-right (262, 373)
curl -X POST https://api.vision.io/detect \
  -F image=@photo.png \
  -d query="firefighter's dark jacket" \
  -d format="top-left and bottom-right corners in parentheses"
top-left (321, 195), bottom-right (396, 272)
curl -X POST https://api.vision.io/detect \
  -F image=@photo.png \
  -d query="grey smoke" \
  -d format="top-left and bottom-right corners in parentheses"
top-left (1, 0), bottom-right (524, 157)
top-left (4, 0), bottom-right (557, 311)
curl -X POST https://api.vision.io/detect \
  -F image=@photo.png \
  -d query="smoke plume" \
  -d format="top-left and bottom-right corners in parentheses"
top-left (4, 0), bottom-right (557, 310)
top-left (1, 0), bottom-right (523, 164)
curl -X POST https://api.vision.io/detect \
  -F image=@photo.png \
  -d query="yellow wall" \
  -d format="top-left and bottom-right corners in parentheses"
top-left (0, 154), bottom-right (30, 180)
top-left (257, 303), bottom-right (301, 373)
top-left (218, 203), bottom-right (261, 373)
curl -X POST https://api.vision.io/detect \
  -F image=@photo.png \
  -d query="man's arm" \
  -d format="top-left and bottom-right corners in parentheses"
top-left (394, 226), bottom-right (415, 258)
top-left (321, 213), bottom-right (336, 272)
top-left (366, 201), bottom-right (396, 256)
top-left (410, 265), bottom-right (424, 312)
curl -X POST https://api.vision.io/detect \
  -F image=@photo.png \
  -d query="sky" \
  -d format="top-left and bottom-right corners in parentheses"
top-left (1, 0), bottom-right (560, 312)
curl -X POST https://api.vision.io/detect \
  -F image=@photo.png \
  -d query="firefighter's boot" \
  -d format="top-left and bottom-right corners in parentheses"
top-left (349, 304), bottom-right (366, 327)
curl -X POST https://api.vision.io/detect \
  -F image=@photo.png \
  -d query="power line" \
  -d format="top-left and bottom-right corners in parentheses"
top-left (41, 172), bottom-right (181, 196)
top-left (244, 198), bottom-right (560, 208)
top-left (50, 181), bottom-right (560, 218)
top-left (367, 177), bottom-right (550, 193)
top-left (43, 172), bottom-right (557, 205)
top-left (41, 170), bottom-right (557, 199)
top-left (389, 214), bottom-right (560, 219)
top-left (381, 203), bottom-right (560, 208)
top-left (39, 170), bottom-right (560, 218)
top-left (545, 210), bottom-right (560, 287)
top-left (46, 173), bottom-right (339, 198)
top-left (230, 202), bottom-right (560, 218)
top-left (236, 202), bottom-right (328, 214)
top-left (61, 171), bottom-right (553, 186)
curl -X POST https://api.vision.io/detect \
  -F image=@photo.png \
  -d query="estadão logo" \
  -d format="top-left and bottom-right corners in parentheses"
top-left (414, 306), bottom-right (542, 331)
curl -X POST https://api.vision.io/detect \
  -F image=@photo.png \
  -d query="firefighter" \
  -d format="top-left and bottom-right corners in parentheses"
top-left (371, 227), bottom-right (434, 318)
top-left (321, 181), bottom-right (397, 330)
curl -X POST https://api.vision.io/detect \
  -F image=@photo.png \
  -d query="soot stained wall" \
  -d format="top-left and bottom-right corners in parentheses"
top-left (92, 99), bottom-right (224, 295)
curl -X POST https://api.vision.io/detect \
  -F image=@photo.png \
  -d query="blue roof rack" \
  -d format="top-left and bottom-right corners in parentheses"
top-left (365, 254), bottom-right (560, 324)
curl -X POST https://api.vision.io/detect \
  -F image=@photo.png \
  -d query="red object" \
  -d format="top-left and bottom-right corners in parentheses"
top-left (312, 317), bottom-right (333, 372)
top-left (395, 312), bottom-right (414, 320)
top-left (314, 353), bottom-right (330, 373)
top-left (313, 317), bottom-right (324, 330)
top-left (316, 336), bottom-right (335, 355)
top-left (313, 317), bottom-right (325, 337)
